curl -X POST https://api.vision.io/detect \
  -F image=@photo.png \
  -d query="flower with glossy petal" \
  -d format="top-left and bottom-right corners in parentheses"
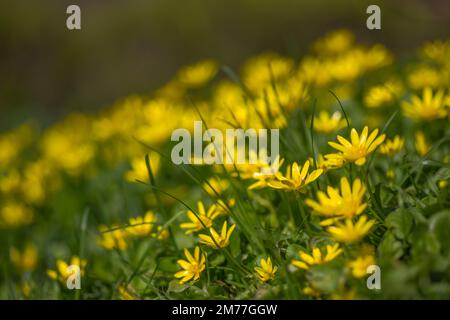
top-left (174, 247), bottom-right (206, 284)
top-left (305, 177), bottom-right (366, 218)
top-left (313, 111), bottom-right (347, 134)
top-left (402, 87), bottom-right (447, 121)
top-left (47, 256), bottom-right (86, 284)
top-left (327, 215), bottom-right (375, 243)
top-left (379, 135), bottom-right (404, 155)
top-left (348, 255), bottom-right (376, 278)
top-left (254, 257), bottom-right (278, 282)
top-left (328, 126), bottom-right (385, 166)
top-left (199, 221), bottom-right (236, 249)
top-left (180, 201), bottom-right (221, 234)
top-left (127, 211), bottom-right (157, 236)
top-left (291, 243), bottom-right (342, 270)
top-left (267, 161), bottom-right (323, 192)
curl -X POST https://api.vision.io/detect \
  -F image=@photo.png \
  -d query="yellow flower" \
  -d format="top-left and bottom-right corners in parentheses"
top-left (327, 215), bottom-right (375, 243)
top-left (98, 225), bottom-right (129, 250)
top-left (313, 29), bottom-right (354, 55)
top-left (328, 126), bottom-right (386, 166)
top-left (177, 59), bottom-right (218, 88)
top-left (267, 161), bottom-right (323, 192)
top-left (117, 285), bottom-right (137, 300)
top-left (180, 201), bottom-right (221, 234)
top-left (174, 246), bottom-right (206, 284)
top-left (199, 221), bottom-right (236, 249)
top-left (309, 154), bottom-right (345, 172)
top-left (379, 135), bottom-right (405, 155)
top-left (402, 87), bottom-right (447, 121)
top-left (438, 180), bottom-right (448, 189)
top-left (364, 81), bottom-right (402, 108)
top-left (313, 111), bottom-right (347, 134)
top-left (0, 201), bottom-right (34, 227)
top-left (303, 286), bottom-right (321, 298)
top-left (47, 256), bottom-right (86, 284)
top-left (415, 131), bottom-right (430, 156)
top-left (124, 153), bottom-right (160, 183)
top-left (291, 243), bottom-right (342, 270)
top-left (421, 40), bottom-right (450, 64)
top-left (127, 211), bottom-right (157, 237)
top-left (10, 243), bottom-right (38, 273)
top-left (305, 177), bottom-right (367, 218)
top-left (152, 226), bottom-right (170, 240)
top-left (407, 66), bottom-right (445, 90)
top-left (203, 177), bottom-right (229, 196)
top-left (254, 257), bottom-right (278, 282)
top-left (348, 255), bottom-right (376, 278)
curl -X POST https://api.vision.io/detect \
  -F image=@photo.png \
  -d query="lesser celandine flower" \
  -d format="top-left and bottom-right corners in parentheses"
top-left (98, 225), bottom-right (129, 250)
top-left (47, 256), bottom-right (86, 284)
top-left (117, 285), bottom-right (137, 300)
top-left (267, 161), bottom-right (323, 192)
top-left (415, 131), bottom-right (431, 156)
top-left (305, 177), bottom-right (366, 218)
top-left (364, 80), bottom-right (403, 108)
top-left (254, 257), bottom-right (278, 282)
top-left (124, 154), bottom-right (160, 183)
top-left (327, 126), bottom-right (386, 166)
top-left (180, 201), bottom-right (221, 234)
top-left (348, 255), bottom-right (376, 278)
top-left (407, 67), bottom-right (444, 90)
top-left (174, 247), bottom-right (206, 284)
top-left (0, 201), bottom-right (33, 227)
top-left (327, 216), bottom-right (375, 243)
top-left (10, 243), bottom-right (38, 273)
top-left (379, 135), bottom-right (405, 155)
top-left (203, 177), bottom-right (229, 196)
top-left (309, 154), bottom-right (344, 172)
top-left (313, 111), bottom-right (347, 134)
top-left (199, 221), bottom-right (236, 249)
top-left (291, 244), bottom-right (342, 270)
top-left (177, 59), bottom-right (218, 88)
top-left (127, 211), bottom-right (157, 237)
top-left (402, 87), bottom-right (447, 121)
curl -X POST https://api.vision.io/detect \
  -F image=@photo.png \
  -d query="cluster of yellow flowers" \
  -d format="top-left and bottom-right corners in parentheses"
top-left (2, 29), bottom-right (449, 299)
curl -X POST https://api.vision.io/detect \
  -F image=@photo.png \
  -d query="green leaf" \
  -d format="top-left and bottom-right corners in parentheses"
top-left (429, 209), bottom-right (450, 254)
top-left (385, 208), bottom-right (414, 240)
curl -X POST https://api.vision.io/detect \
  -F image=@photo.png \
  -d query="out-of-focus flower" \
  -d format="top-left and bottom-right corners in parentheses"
top-left (124, 153), bottom-right (160, 183)
top-left (0, 169), bottom-right (21, 194)
top-left (415, 131), bottom-right (431, 156)
top-left (421, 40), bottom-right (450, 64)
top-left (309, 154), bottom-right (345, 172)
top-left (174, 246), bottom-right (206, 284)
top-left (313, 29), bottom-right (354, 55)
top-left (47, 256), bottom-right (86, 285)
top-left (199, 221), bottom-right (236, 249)
top-left (305, 177), bottom-right (366, 218)
top-left (402, 87), bottom-right (447, 121)
top-left (10, 243), bottom-right (38, 273)
top-left (327, 126), bottom-right (385, 166)
top-left (127, 211), bottom-right (157, 237)
top-left (254, 257), bottom-right (278, 282)
top-left (180, 201), bottom-right (221, 234)
top-left (0, 202), bottom-right (33, 227)
top-left (242, 53), bottom-right (294, 92)
top-left (98, 225), bottom-right (129, 250)
top-left (0, 124), bottom-right (34, 168)
top-left (327, 216), bottom-right (375, 243)
top-left (117, 285), bottom-right (137, 300)
top-left (152, 226), bottom-right (170, 240)
top-left (177, 59), bottom-right (218, 88)
top-left (291, 243), bottom-right (342, 270)
top-left (438, 180), bottom-right (448, 189)
top-left (267, 161), bottom-right (322, 192)
top-left (407, 66), bottom-right (446, 90)
top-left (348, 255), bottom-right (376, 278)
top-left (379, 135), bottom-right (405, 155)
top-left (313, 111), bottom-right (347, 134)
top-left (203, 177), bottom-right (229, 196)
top-left (364, 80), bottom-right (403, 108)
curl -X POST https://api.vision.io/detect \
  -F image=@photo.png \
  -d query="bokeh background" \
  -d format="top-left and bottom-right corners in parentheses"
top-left (1, 0), bottom-right (449, 131)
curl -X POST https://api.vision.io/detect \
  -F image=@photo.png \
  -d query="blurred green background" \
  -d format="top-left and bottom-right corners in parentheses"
top-left (1, 0), bottom-right (449, 130)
